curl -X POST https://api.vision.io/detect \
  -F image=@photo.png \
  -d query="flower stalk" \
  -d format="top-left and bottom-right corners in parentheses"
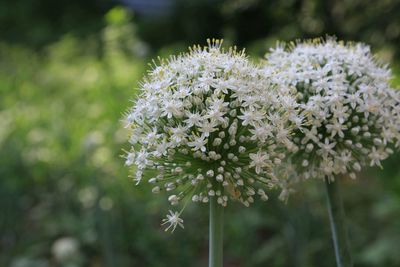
top-left (209, 196), bottom-right (224, 267)
top-left (325, 178), bottom-right (353, 267)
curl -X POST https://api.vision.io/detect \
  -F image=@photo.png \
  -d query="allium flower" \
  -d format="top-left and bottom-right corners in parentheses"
top-left (124, 40), bottom-right (299, 231)
top-left (264, 38), bottom-right (400, 181)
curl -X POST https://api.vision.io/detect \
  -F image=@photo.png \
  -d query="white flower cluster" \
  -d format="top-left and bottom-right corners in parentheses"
top-left (265, 38), bottom-right (400, 181)
top-left (124, 40), bottom-right (299, 231)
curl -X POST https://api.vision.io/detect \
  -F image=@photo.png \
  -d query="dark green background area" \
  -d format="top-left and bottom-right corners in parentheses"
top-left (1, 1), bottom-right (400, 267)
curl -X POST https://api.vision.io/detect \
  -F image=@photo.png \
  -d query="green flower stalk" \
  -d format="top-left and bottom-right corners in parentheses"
top-left (325, 178), bottom-right (353, 267)
top-left (264, 38), bottom-right (400, 267)
top-left (123, 39), bottom-right (300, 267)
top-left (209, 196), bottom-right (224, 267)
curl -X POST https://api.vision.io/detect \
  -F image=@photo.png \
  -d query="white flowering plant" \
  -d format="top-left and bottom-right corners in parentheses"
top-left (265, 38), bottom-right (400, 182)
top-left (122, 37), bottom-right (399, 267)
top-left (264, 38), bottom-right (400, 267)
top-left (124, 40), bottom-right (299, 234)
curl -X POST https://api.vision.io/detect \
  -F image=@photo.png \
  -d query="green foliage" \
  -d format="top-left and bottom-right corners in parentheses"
top-left (3, 0), bottom-right (400, 62)
top-left (135, 0), bottom-right (400, 60)
top-left (0, 0), bottom-right (112, 47)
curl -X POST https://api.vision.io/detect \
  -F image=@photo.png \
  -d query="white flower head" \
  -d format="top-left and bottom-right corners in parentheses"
top-left (265, 37), bottom-right (400, 181)
top-left (124, 39), bottom-right (299, 231)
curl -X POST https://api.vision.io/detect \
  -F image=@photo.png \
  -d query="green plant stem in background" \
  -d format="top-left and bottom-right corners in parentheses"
top-left (209, 196), bottom-right (224, 267)
top-left (325, 178), bottom-right (353, 267)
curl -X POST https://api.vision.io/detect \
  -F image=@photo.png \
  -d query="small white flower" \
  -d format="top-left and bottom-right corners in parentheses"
top-left (169, 125), bottom-right (188, 143)
top-left (249, 151), bottom-right (269, 174)
top-left (161, 210), bottom-right (184, 232)
top-left (162, 99), bottom-right (184, 119)
top-left (184, 111), bottom-right (203, 128)
top-left (168, 195), bottom-right (179, 205)
top-left (124, 151), bottom-right (135, 166)
top-left (188, 135), bottom-right (208, 152)
top-left (368, 147), bottom-right (385, 168)
top-left (135, 149), bottom-right (150, 170)
top-left (238, 108), bottom-right (265, 126)
top-left (199, 120), bottom-right (218, 137)
top-left (317, 138), bottom-right (337, 157)
top-left (301, 127), bottom-right (319, 145)
top-left (326, 119), bottom-right (347, 138)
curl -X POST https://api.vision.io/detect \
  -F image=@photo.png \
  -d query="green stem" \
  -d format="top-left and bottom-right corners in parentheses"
top-left (209, 196), bottom-right (224, 267)
top-left (325, 178), bottom-right (353, 267)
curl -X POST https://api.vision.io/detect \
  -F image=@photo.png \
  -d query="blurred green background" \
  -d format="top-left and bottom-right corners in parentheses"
top-left (1, 0), bottom-right (400, 266)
